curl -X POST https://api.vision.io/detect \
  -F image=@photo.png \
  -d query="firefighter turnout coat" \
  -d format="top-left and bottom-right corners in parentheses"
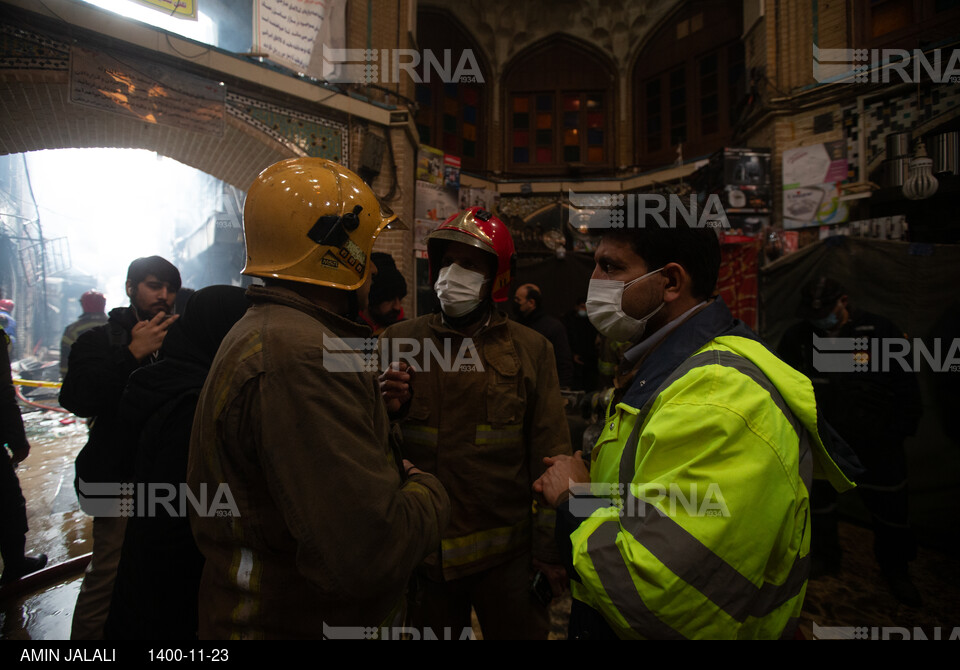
top-left (381, 309), bottom-right (572, 580)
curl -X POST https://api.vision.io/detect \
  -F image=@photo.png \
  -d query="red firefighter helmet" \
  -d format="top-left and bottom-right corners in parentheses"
top-left (80, 290), bottom-right (106, 314)
top-left (426, 207), bottom-right (516, 303)
top-left (0, 299), bottom-right (13, 313)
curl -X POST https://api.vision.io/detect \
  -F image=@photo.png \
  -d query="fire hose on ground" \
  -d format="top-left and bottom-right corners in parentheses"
top-left (12, 377), bottom-right (71, 414)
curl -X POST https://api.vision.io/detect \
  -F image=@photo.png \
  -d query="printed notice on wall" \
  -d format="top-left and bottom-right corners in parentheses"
top-left (69, 46), bottom-right (225, 136)
top-left (255, 0), bottom-right (346, 76)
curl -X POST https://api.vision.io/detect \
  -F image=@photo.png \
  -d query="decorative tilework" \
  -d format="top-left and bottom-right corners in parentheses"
top-left (843, 105), bottom-right (860, 182)
top-left (226, 92), bottom-right (348, 164)
top-left (843, 85), bottom-right (960, 181)
top-left (0, 24), bottom-right (69, 70)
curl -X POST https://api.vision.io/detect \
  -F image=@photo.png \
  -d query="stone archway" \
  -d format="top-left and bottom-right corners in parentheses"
top-left (0, 76), bottom-right (297, 191)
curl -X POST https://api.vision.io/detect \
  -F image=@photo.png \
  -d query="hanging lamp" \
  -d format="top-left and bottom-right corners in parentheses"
top-left (902, 140), bottom-right (939, 200)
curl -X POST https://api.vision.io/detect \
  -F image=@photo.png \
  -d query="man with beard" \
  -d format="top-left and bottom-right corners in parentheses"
top-left (105, 285), bottom-right (250, 640)
top-left (379, 208), bottom-right (571, 639)
top-left (60, 255), bottom-right (182, 639)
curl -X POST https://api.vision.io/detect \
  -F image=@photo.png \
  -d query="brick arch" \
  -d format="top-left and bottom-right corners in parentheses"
top-left (500, 33), bottom-right (618, 176)
top-left (0, 75), bottom-right (296, 190)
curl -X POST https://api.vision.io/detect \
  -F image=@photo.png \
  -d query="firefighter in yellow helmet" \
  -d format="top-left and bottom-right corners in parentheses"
top-left (188, 158), bottom-right (449, 639)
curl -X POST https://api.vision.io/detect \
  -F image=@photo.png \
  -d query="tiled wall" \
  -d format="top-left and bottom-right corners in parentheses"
top-left (844, 86), bottom-right (960, 182)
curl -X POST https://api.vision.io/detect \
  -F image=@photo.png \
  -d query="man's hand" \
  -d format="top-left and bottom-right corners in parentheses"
top-left (532, 559), bottom-right (569, 598)
top-left (128, 312), bottom-right (179, 362)
top-left (380, 361), bottom-right (412, 414)
top-left (533, 450), bottom-right (590, 508)
top-left (402, 458), bottom-right (424, 478)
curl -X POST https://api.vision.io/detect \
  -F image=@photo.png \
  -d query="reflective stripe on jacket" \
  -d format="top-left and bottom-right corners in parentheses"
top-left (383, 310), bottom-right (572, 580)
top-left (566, 301), bottom-right (854, 639)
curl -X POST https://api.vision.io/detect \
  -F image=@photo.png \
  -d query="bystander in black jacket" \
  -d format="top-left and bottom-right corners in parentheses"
top-left (105, 286), bottom-right (249, 640)
top-left (1, 327), bottom-right (45, 584)
top-left (519, 307), bottom-right (575, 388)
top-left (60, 307), bottom-right (144, 497)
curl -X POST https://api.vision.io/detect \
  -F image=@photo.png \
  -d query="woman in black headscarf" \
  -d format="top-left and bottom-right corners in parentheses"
top-left (105, 285), bottom-right (249, 640)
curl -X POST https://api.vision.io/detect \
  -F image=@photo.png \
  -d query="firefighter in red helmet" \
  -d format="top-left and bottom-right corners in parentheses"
top-left (379, 207), bottom-right (572, 639)
top-left (60, 291), bottom-right (109, 378)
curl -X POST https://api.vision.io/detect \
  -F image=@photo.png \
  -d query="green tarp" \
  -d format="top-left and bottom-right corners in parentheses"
top-left (760, 237), bottom-right (960, 552)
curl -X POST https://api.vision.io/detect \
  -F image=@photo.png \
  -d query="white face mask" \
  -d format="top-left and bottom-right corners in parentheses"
top-left (586, 267), bottom-right (664, 342)
top-left (434, 263), bottom-right (487, 317)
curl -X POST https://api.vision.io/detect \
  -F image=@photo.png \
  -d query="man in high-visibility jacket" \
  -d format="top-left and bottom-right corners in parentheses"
top-left (534, 222), bottom-right (855, 639)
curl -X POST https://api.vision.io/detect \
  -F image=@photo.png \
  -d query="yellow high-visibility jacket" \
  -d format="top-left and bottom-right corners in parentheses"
top-left (565, 299), bottom-right (854, 639)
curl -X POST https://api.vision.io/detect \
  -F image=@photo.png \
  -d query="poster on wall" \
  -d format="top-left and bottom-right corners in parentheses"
top-left (782, 141), bottom-right (850, 229)
top-left (254, 0), bottom-right (346, 79)
top-left (443, 155), bottom-right (461, 189)
top-left (415, 181), bottom-right (459, 222)
top-left (459, 187), bottom-right (500, 214)
top-left (414, 219), bottom-right (439, 252)
top-left (417, 144), bottom-right (444, 185)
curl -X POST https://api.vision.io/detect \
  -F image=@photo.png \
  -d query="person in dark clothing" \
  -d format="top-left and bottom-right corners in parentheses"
top-left (563, 296), bottom-right (600, 392)
top-left (0, 327), bottom-right (47, 586)
top-left (929, 301), bottom-right (960, 446)
top-left (358, 252), bottom-right (408, 335)
top-left (0, 300), bottom-right (16, 355)
top-left (778, 276), bottom-right (924, 606)
top-left (513, 283), bottom-right (574, 388)
top-left (105, 285), bottom-right (250, 640)
top-left (59, 255), bottom-right (182, 640)
top-left (60, 290), bottom-right (109, 378)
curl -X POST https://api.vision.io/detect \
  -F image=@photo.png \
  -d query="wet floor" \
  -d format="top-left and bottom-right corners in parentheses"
top-left (1, 577), bottom-right (83, 640)
top-left (1, 404), bottom-right (92, 641)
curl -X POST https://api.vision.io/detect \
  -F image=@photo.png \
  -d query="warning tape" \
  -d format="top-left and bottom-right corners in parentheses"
top-left (12, 378), bottom-right (62, 388)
